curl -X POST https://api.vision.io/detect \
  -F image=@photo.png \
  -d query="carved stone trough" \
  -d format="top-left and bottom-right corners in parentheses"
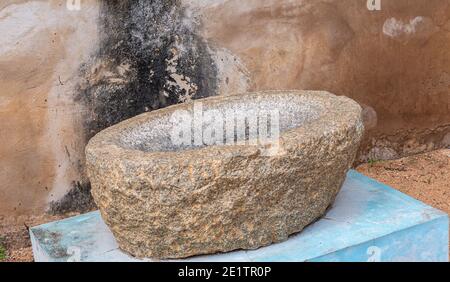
top-left (85, 90), bottom-right (364, 259)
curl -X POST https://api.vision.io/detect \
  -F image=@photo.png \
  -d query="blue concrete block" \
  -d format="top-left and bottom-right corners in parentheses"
top-left (30, 170), bottom-right (449, 262)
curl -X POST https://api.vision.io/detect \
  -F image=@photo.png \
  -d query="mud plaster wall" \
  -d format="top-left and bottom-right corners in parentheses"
top-left (0, 0), bottom-right (449, 216)
top-left (197, 0), bottom-right (450, 161)
top-left (0, 0), bottom-right (100, 216)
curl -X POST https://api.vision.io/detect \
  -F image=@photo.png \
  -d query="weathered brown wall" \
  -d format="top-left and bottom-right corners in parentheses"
top-left (0, 0), bottom-right (449, 216)
top-left (0, 0), bottom-right (99, 215)
top-left (197, 0), bottom-right (450, 161)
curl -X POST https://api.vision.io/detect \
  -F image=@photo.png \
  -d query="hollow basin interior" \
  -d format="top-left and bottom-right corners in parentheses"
top-left (117, 94), bottom-right (326, 152)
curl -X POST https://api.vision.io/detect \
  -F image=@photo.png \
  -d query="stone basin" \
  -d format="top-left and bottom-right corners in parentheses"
top-left (85, 90), bottom-right (364, 259)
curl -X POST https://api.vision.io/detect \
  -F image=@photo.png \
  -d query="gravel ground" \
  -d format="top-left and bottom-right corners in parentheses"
top-left (1, 149), bottom-right (448, 262)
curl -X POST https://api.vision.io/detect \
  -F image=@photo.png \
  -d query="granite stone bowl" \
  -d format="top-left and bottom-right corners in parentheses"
top-left (85, 90), bottom-right (364, 259)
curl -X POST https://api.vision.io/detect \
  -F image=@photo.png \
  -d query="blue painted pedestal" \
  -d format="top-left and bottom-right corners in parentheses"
top-left (30, 171), bottom-right (449, 262)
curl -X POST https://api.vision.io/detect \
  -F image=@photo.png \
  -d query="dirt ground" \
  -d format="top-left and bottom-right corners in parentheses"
top-left (0, 212), bottom-right (81, 262)
top-left (357, 149), bottom-right (450, 218)
top-left (0, 149), bottom-right (449, 262)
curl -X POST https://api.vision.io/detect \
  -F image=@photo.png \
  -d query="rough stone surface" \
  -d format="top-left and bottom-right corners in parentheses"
top-left (86, 91), bottom-right (364, 259)
top-left (2, 0), bottom-right (450, 217)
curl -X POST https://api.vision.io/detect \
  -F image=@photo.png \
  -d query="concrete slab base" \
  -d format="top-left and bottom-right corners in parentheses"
top-left (30, 170), bottom-right (449, 262)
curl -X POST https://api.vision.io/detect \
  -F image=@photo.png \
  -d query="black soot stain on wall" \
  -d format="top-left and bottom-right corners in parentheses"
top-left (78, 0), bottom-right (218, 138)
top-left (52, 0), bottom-right (217, 214)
